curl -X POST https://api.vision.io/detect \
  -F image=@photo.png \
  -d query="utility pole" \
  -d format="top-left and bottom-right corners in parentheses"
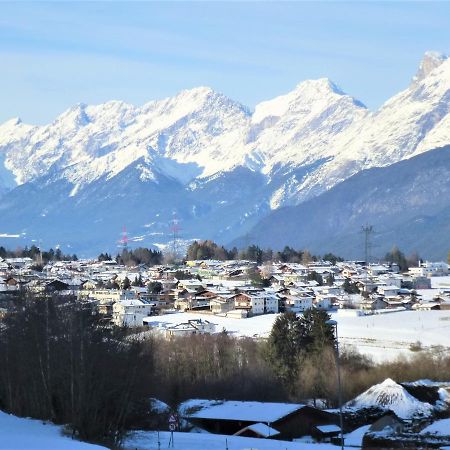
top-left (361, 224), bottom-right (374, 264)
top-left (38, 239), bottom-right (43, 266)
top-left (326, 320), bottom-right (344, 450)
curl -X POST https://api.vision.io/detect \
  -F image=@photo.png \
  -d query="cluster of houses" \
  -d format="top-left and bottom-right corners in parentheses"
top-left (1, 255), bottom-right (450, 330)
top-left (150, 377), bottom-right (450, 448)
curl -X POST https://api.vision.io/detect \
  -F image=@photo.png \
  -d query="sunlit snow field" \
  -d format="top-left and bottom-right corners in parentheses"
top-left (147, 309), bottom-right (450, 362)
top-left (147, 276), bottom-right (450, 363)
top-left (0, 412), bottom-right (107, 450)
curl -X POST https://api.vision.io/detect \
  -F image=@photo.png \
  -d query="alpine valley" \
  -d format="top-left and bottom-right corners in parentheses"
top-left (1, 51), bottom-right (450, 258)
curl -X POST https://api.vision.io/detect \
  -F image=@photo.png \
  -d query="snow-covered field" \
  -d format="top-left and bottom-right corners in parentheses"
top-left (146, 312), bottom-right (277, 339)
top-left (147, 308), bottom-right (450, 362)
top-left (0, 411), bottom-right (107, 450)
top-left (430, 276), bottom-right (450, 289)
top-left (334, 309), bottom-right (450, 361)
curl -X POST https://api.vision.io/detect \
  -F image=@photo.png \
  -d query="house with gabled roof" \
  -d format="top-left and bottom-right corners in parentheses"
top-left (180, 399), bottom-right (340, 440)
top-left (210, 295), bottom-right (235, 315)
top-left (163, 318), bottom-right (216, 337)
top-left (112, 298), bottom-right (153, 327)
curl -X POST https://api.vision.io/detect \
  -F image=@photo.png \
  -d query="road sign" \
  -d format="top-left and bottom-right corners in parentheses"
top-left (169, 423), bottom-right (176, 431)
top-left (169, 414), bottom-right (177, 423)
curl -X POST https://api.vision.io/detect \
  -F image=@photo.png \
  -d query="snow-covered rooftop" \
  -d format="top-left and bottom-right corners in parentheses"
top-left (241, 422), bottom-right (280, 437)
top-left (316, 424), bottom-right (341, 434)
top-left (182, 399), bottom-right (305, 423)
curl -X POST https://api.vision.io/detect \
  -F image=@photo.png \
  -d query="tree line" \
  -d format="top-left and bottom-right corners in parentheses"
top-left (384, 245), bottom-right (420, 271)
top-left (0, 245), bottom-right (78, 265)
top-left (186, 240), bottom-right (344, 265)
top-left (187, 240), bottom-right (423, 270)
top-left (98, 247), bottom-right (163, 267)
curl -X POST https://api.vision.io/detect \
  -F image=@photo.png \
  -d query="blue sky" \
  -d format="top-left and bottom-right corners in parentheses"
top-left (1, 1), bottom-right (449, 124)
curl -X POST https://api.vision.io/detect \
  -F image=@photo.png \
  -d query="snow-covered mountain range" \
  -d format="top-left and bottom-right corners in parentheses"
top-left (0, 51), bottom-right (449, 255)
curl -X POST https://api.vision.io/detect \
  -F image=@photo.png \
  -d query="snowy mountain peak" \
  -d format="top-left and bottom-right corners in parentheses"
top-left (2, 117), bottom-right (22, 127)
top-left (291, 77), bottom-right (348, 101)
top-left (164, 86), bottom-right (247, 112)
top-left (169, 86), bottom-right (215, 104)
top-left (290, 77), bottom-right (367, 111)
top-left (413, 51), bottom-right (448, 84)
top-left (252, 77), bottom-right (364, 125)
top-left (56, 103), bottom-right (91, 127)
top-left (179, 85), bottom-right (214, 96)
top-left (295, 77), bottom-right (343, 94)
top-left (0, 116), bottom-right (34, 146)
top-left (0, 117), bottom-right (29, 136)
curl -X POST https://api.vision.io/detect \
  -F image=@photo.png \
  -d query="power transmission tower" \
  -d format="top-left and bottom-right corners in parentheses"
top-left (361, 224), bottom-right (374, 264)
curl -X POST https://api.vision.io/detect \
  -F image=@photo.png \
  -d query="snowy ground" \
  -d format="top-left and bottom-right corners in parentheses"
top-left (343, 425), bottom-right (370, 447)
top-left (148, 309), bottom-right (450, 340)
top-left (124, 430), bottom-right (340, 450)
top-left (0, 411), bottom-right (107, 450)
top-left (147, 305), bottom-right (450, 362)
top-left (146, 312), bottom-right (277, 339)
top-left (333, 309), bottom-right (450, 361)
top-left (430, 276), bottom-right (450, 289)
top-left (421, 417), bottom-right (450, 435)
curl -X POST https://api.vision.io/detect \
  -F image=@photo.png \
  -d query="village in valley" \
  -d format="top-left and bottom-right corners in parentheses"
top-left (2, 246), bottom-right (450, 449)
top-left (2, 250), bottom-right (450, 335)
